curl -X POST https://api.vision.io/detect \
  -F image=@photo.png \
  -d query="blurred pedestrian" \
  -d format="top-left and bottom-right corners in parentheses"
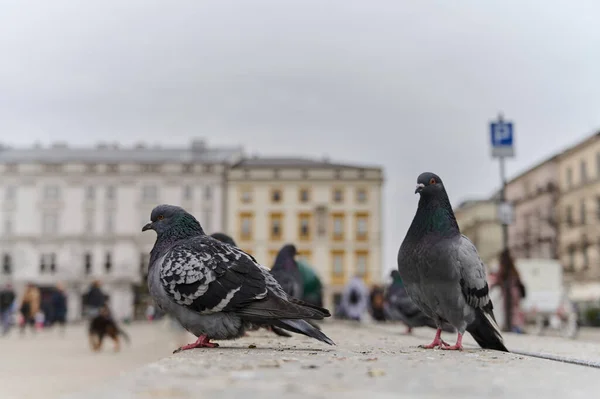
top-left (369, 285), bottom-right (386, 322)
top-left (51, 283), bottom-right (68, 334)
top-left (83, 280), bottom-right (107, 318)
top-left (0, 283), bottom-right (16, 336)
top-left (489, 249), bottom-right (526, 333)
top-left (20, 283), bottom-right (40, 335)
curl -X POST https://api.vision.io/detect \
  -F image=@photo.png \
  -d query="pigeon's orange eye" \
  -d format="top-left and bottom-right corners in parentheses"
top-left (429, 177), bottom-right (436, 185)
top-left (157, 215), bottom-right (164, 220)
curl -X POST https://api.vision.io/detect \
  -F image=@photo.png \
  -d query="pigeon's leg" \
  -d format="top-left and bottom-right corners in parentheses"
top-left (419, 328), bottom-right (449, 349)
top-left (405, 326), bottom-right (413, 334)
top-left (173, 335), bottom-right (219, 353)
top-left (441, 333), bottom-right (463, 351)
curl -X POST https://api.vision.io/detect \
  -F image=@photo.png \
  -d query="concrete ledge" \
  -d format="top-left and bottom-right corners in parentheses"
top-left (65, 322), bottom-right (600, 399)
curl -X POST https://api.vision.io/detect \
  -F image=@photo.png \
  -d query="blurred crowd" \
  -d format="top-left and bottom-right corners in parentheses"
top-left (0, 279), bottom-right (115, 337)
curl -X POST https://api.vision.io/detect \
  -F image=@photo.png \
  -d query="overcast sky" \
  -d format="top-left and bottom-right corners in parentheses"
top-left (2, 0), bottom-right (600, 275)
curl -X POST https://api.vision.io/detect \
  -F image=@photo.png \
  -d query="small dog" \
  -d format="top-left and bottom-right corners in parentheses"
top-left (88, 306), bottom-right (130, 352)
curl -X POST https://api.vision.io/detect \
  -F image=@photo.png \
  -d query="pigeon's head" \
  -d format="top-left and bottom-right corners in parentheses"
top-left (414, 172), bottom-right (444, 196)
top-left (211, 232), bottom-right (237, 247)
top-left (280, 244), bottom-right (298, 258)
top-left (142, 204), bottom-right (203, 236)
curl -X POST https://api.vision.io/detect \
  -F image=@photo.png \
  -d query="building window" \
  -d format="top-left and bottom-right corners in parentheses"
top-left (85, 186), bottom-right (95, 201)
top-left (105, 252), bottom-right (112, 273)
top-left (183, 185), bottom-right (193, 201)
top-left (106, 185), bottom-right (116, 200)
top-left (240, 213), bottom-right (253, 241)
top-left (182, 164), bottom-right (194, 174)
top-left (568, 245), bottom-right (576, 271)
top-left (582, 244), bottom-right (589, 270)
top-left (40, 253), bottom-right (56, 274)
top-left (356, 251), bottom-right (368, 278)
top-left (297, 250), bottom-right (312, 263)
top-left (240, 188), bottom-right (252, 204)
top-left (355, 213), bottom-right (369, 240)
top-left (271, 189), bottom-right (282, 203)
top-left (85, 212), bottom-right (94, 233)
top-left (106, 213), bottom-right (114, 233)
top-left (42, 213), bottom-right (59, 234)
top-left (44, 185), bottom-right (60, 200)
top-left (299, 188), bottom-right (310, 203)
top-left (332, 213), bottom-right (345, 241)
top-left (270, 213), bottom-right (283, 240)
top-left (203, 210), bottom-right (212, 233)
top-left (2, 254), bottom-right (12, 275)
top-left (4, 185), bottom-right (16, 201)
top-left (50, 254), bottom-right (56, 274)
top-left (298, 213), bottom-right (311, 241)
top-left (581, 160), bottom-right (588, 184)
top-left (84, 252), bottom-right (92, 275)
top-left (566, 168), bottom-right (573, 188)
top-left (140, 253), bottom-right (149, 276)
top-left (142, 185), bottom-right (158, 201)
top-left (566, 206), bottom-right (573, 227)
top-left (4, 219), bottom-right (12, 235)
top-left (333, 188), bottom-right (344, 203)
top-left (580, 200), bottom-right (586, 226)
top-left (331, 251), bottom-right (345, 283)
top-left (204, 186), bottom-right (212, 200)
top-left (356, 188), bottom-right (367, 203)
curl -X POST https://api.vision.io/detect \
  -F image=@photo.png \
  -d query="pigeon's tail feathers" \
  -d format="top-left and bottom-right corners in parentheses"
top-left (466, 307), bottom-right (509, 352)
top-left (273, 319), bottom-right (335, 346)
top-left (269, 325), bottom-right (293, 337)
top-left (237, 293), bottom-right (330, 321)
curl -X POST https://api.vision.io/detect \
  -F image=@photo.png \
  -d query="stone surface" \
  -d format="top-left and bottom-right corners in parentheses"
top-left (64, 321), bottom-right (600, 399)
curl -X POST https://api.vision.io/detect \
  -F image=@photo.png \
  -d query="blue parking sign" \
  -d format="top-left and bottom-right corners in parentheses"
top-left (490, 121), bottom-right (514, 158)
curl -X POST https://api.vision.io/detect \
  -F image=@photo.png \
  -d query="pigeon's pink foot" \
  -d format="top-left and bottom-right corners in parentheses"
top-left (406, 326), bottom-right (413, 334)
top-left (173, 335), bottom-right (218, 353)
top-left (441, 333), bottom-right (463, 351)
top-left (419, 328), bottom-right (449, 349)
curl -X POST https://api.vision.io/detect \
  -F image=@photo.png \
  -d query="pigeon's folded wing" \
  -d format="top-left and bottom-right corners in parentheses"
top-left (159, 237), bottom-right (327, 320)
top-left (159, 237), bottom-right (270, 314)
top-left (455, 235), bottom-right (492, 310)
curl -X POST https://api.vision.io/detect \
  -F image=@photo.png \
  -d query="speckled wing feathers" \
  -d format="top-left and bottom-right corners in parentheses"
top-left (455, 235), bottom-right (492, 310)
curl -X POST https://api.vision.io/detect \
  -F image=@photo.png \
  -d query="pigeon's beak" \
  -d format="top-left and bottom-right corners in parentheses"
top-left (415, 183), bottom-right (425, 194)
top-left (142, 222), bottom-right (153, 232)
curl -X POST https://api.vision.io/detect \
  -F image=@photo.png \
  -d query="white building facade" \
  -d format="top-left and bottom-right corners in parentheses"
top-left (0, 140), bottom-right (243, 321)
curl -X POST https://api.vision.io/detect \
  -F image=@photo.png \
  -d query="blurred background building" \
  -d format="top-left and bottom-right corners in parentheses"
top-left (0, 141), bottom-right (384, 320)
top-left (557, 132), bottom-right (600, 304)
top-left (226, 157), bottom-right (384, 309)
top-left (0, 139), bottom-right (243, 321)
top-left (454, 198), bottom-right (503, 266)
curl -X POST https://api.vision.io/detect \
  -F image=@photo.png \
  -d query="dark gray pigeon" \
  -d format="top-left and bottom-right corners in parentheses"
top-left (209, 232), bottom-right (293, 338)
top-left (397, 173), bottom-right (508, 352)
top-left (384, 270), bottom-right (454, 334)
top-left (143, 205), bottom-right (334, 352)
top-left (270, 244), bottom-right (304, 300)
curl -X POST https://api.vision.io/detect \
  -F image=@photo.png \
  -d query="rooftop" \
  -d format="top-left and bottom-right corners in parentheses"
top-left (233, 156), bottom-right (382, 170)
top-left (0, 140), bottom-right (244, 164)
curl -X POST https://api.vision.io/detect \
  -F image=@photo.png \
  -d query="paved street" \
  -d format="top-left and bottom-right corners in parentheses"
top-left (49, 321), bottom-right (600, 399)
top-left (0, 320), bottom-right (191, 399)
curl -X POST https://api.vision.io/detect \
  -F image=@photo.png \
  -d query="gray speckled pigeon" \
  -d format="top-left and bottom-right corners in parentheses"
top-left (397, 173), bottom-right (508, 352)
top-left (143, 205), bottom-right (334, 352)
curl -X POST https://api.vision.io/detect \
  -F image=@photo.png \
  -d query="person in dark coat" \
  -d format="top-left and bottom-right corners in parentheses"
top-left (52, 283), bottom-right (68, 333)
top-left (0, 283), bottom-right (16, 336)
top-left (83, 280), bottom-right (107, 318)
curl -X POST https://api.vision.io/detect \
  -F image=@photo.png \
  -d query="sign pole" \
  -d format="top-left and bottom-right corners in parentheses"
top-left (490, 112), bottom-right (514, 332)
